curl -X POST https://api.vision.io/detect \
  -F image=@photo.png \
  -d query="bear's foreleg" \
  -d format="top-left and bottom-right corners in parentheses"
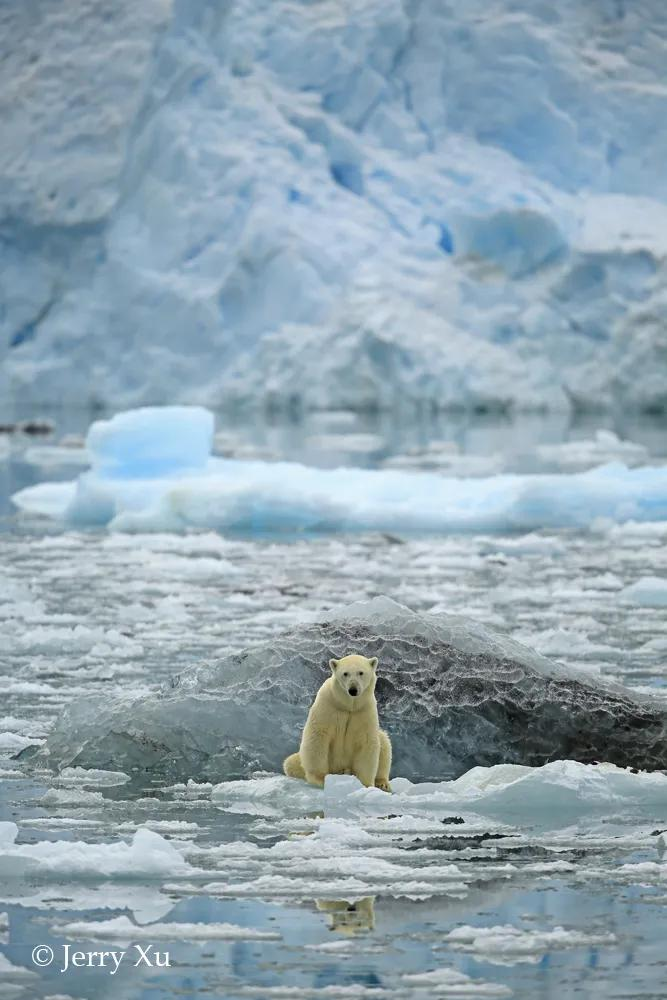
top-left (300, 724), bottom-right (331, 788)
top-left (283, 752), bottom-right (305, 780)
top-left (352, 738), bottom-right (381, 788)
top-left (375, 730), bottom-right (392, 792)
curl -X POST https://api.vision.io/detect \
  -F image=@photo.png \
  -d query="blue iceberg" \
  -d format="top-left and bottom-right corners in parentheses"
top-left (12, 407), bottom-right (667, 535)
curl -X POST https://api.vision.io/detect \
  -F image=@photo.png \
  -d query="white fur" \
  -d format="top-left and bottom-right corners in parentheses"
top-left (283, 654), bottom-right (392, 791)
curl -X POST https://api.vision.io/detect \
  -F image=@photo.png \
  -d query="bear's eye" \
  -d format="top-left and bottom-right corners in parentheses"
top-left (358, 671), bottom-right (363, 676)
top-left (343, 672), bottom-right (349, 677)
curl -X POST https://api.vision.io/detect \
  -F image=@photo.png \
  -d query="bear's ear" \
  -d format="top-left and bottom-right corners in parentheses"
top-left (369, 657), bottom-right (378, 671)
top-left (329, 658), bottom-right (339, 673)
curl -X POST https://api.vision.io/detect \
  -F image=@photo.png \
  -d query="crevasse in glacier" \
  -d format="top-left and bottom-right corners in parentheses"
top-left (2, 1), bottom-right (667, 412)
top-left (33, 597), bottom-right (667, 782)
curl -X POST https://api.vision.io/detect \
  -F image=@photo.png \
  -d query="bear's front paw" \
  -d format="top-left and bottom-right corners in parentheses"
top-left (375, 779), bottom-right (392, 793)
top-left (305, 772), bottom-right (326, 788)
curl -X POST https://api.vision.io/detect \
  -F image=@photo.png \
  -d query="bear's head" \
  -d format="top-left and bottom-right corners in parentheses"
top-left (329, 654), bottom-right (378, 699)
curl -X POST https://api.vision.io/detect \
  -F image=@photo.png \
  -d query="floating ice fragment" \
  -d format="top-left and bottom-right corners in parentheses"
top-left (40, 787), bottom-right (106, 807)
top-left (0, 824), bottom-right (193, 879)
top-left (445, 923), bottom-right (616, 965)
top-left (52, 915), bottom-right (281, 941)
top-left (0, 951), bottom-right (37, 981)
top-left (535, 431), bottom-right (648, 473)
top-left (400, 966), bottom-right (511, 997)
top-left (619, 576), bottom-right (667, 607)
top-left (0, 732), bottom-right (44, 753)
top-left (22, 445), bottom-right (90, 468)
top-left (58, 767), bottom-right (130, 786)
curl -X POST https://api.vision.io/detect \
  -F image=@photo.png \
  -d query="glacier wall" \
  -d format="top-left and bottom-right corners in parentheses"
top-left (2, 0), bottom-right (667, 413)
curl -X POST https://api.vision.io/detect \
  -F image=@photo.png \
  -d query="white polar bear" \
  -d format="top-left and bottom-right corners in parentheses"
top-left (283, 654), bottom-right (392, 792)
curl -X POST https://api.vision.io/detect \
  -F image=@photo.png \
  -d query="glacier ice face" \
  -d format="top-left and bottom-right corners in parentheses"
top-left (3, 1), bottom-right (667, 412)
top-left (0, 1), bottom-right (170, 228)
top-left (34, 597), bottom-right (667, 783)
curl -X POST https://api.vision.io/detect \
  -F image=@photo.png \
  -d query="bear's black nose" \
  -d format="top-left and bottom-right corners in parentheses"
top-left (349, 687), bottom-right (358, 696)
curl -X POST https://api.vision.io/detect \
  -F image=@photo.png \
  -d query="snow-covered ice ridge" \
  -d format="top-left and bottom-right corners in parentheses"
top-left (3, 1), bottom-right (667, 413)
top-left (11, 406), bottom-right (667, 533)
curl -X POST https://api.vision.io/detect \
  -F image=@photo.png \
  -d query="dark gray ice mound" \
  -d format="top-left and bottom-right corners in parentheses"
top-left (36, 597), bottom-right (667, 782)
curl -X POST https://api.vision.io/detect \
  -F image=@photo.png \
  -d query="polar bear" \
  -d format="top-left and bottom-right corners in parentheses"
top-left (283, 654), bottom-right (392, 791)
top-left (316, 897), bottom-right (376, 933)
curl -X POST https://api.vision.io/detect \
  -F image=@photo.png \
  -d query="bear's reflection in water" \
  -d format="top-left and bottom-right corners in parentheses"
top-left (316, 897), bottom-right (375, 933)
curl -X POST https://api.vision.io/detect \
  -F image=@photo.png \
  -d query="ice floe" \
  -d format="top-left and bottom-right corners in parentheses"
top-left (444, 924), bottom-right (616, 965)
top-left (620, 576), bottom-right (667, 607)
top-left (533, 431), bottom-right (649, 473)
top-left (0, 824), bottom-right (193, 879)
top-left (399, 967), bottom-right (511, 997)
top-left (51, 915), bottom-right (281, 941)
top-left (57, 767), bottom-right (130, 787)
top-left (213, 761), bottom-right (667, 826)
